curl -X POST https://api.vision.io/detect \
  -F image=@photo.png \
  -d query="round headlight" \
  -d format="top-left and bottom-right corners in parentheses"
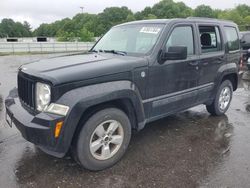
top-left (36, 82), bottom-right (51, 111)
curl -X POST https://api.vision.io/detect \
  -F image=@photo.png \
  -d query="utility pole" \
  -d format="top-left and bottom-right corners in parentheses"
top-left (80, 6), bottom-right (84, 14)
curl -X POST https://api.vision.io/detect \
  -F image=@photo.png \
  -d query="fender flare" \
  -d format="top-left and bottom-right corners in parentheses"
top-left (209, 63), bottom-right (239, 102)
top-left (217, 63), bottom-right (239, 88)
top-left (55, 80), bottom-right (145, 155)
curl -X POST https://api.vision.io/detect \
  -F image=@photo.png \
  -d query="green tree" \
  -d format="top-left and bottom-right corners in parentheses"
top-left (145, 14), bottom-right (157, 20)
top-left (34, 23), bottom-right (52, 36)
top-left (78, 28), bottom-right (94, 42)
top-left (126, 14), bottom-right (136, 22)
top-left (98, 6), bottom-right (133, 33)
top-left (71, 13), bottom-right (99, 36)
top-left (194, 5), bottom-right (215, 18)
top-left (34, 18), bottom-right (71, 37)
top-left (134, 7), bottom-right (152, 20)
top-left (151, 0), bottom-right (192, 18)
top-left (218, 10), bottom-right (244, 29)
top-left (235, 4), bottom-right (250, 18)
top-left (0, 19), bottom-right (18, 37)
top-left (23, 21), bottom-right (32, 36)
top-left (244, 16), bottom-right (250, 24)
top-left (0, 18), bottom-right (32, 37)
top-left (56, 30), bottom-right (75, 42)
top-left (56, 27), bottom-right (94, 42)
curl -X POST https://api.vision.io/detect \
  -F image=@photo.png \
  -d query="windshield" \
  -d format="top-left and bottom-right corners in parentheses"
top-left (92, 24), bottom-right (164, 55)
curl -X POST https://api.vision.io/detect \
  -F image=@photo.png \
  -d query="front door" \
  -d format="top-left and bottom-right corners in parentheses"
top-left (146, 24), bottom-right (200, 119)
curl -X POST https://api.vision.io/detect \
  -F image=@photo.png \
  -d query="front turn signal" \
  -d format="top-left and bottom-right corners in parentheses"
top-left (55, 121), bottom-right (63, 138)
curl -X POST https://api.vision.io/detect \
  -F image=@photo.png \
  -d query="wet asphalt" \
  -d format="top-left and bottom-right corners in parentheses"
top-left (0, 54), bottom-right (250, 188)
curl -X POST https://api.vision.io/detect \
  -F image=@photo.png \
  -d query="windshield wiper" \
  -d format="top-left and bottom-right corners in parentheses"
top-left (89, 49), bottom-right (98, 53)
top-left (103, 50), bottom-right (127, 56)
top-left (90, 49), bottom-right (127, 56)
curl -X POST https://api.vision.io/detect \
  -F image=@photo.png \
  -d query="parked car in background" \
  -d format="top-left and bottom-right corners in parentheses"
top-left (240, 31), bottom-right (250, 66)
top-left (5, 18), bottom-right (241, 171)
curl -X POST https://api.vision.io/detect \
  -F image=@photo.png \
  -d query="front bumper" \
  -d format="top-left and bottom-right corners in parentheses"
top-left (5, 88), bottom-right (66, 157)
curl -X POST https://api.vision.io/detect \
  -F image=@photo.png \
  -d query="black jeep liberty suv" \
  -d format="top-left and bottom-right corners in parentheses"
top-left (5, 18), bottom-right (241, 171)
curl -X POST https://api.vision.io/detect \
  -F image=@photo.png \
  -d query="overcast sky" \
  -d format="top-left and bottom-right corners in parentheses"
top-left (0, 0), bottom-right (249, 29)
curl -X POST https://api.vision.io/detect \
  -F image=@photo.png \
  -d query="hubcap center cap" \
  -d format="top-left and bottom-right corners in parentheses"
top-left (104, 136), bottom-right (109, 142)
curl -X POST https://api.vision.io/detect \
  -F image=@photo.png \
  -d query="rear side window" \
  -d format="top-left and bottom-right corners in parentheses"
top-left (199, 26), bottom-right (222, 53)
top-left (166, 26), bottom-right (194, 55)
top-left (224, 27), bottom-right (240, 51)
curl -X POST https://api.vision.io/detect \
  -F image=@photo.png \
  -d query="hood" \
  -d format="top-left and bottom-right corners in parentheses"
top-left (20, 53), bottom-right (148, 85)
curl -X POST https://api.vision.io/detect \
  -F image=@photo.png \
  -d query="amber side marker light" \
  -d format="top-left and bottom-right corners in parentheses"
top-left (55, 121), bottom-right (63, 138)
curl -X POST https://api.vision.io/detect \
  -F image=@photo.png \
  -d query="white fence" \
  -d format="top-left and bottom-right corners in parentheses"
top-left (0, 42), bottom-right (95, 53)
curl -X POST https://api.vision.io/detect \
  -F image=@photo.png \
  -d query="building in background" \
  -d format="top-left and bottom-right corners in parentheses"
top-left (0, 37), bottom-right (57, 43)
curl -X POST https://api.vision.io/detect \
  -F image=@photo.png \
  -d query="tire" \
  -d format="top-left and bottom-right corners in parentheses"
top-left (206, 80), bottom-right (233, 116)
top-left (75, 108), bottom-right (131, 171)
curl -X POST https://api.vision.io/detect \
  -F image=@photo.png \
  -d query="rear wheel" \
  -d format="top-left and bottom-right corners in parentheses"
top-left (206, 80), bottom-right (233, 116)
top-left (75, 108), bottom-right (131, 171)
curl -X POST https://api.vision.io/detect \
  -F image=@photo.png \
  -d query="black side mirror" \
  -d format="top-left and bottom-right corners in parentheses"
top-left (161, 46), bottom-right (187, 61)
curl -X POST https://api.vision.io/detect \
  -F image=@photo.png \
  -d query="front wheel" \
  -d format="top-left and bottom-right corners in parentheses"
top-left (75, 108), bottom-right (131, 171)
top-left (206, 80), bottom-right (233, 116)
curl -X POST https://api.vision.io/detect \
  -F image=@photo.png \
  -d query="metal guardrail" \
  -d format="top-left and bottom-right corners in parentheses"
top-left (0, 42), bottom-right (95, 53)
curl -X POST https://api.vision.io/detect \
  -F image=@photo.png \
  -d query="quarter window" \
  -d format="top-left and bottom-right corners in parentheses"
top-left (166, 26), bottom-right (194, 55)
top-left (199, 26), bottom-right (222, 53)
top-left (224, 27), bottom-right (240, 51)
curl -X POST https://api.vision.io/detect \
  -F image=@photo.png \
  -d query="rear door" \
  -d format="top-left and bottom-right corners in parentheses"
top-left (197, 24), bottom-right (225, 102)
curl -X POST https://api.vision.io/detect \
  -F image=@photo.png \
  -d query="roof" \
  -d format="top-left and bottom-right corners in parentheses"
top-left (240, 31), bottom-right (250, 34)
top-left (117, 17), bottom-right (236, 27)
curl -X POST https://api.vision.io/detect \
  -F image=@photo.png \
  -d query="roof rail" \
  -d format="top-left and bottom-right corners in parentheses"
top-left (187, 17), bottom-right (233, 23)
top-left (187, 17), bottom-right (218, 20)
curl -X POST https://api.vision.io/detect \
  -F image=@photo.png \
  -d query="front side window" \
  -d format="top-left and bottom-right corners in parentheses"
top-left (199, 26), bottom-right (222, 53)
top-left (93, 24), bottom-right (164, 55)
top-left (224, 26), bottom-right (240, 51)
top-left (166, 26), bottom-right (194, 55)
